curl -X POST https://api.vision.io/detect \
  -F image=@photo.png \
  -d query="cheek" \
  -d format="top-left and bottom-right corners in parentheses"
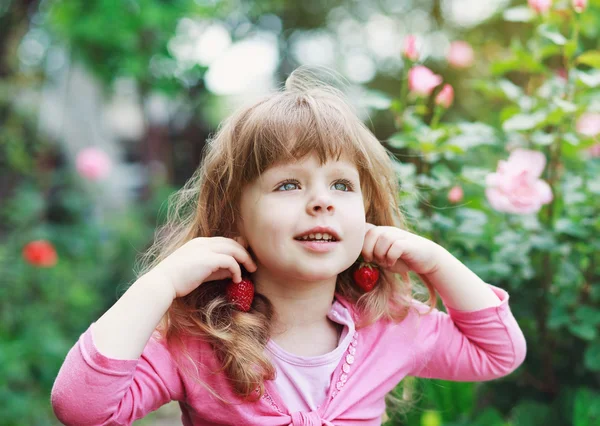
top-left (247, 205), bottom-right (291, 248)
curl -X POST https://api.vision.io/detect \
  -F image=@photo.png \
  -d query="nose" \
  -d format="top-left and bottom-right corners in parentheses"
top-left (307, 192), bottom-right (334, 215)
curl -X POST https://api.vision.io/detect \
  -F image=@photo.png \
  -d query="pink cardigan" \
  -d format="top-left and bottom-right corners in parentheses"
top-left (51, 284), bottom-right (526, 425)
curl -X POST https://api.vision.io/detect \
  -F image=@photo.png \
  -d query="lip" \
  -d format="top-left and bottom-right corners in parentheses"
top-left (295, 239), bottom-right (340, 253)
top-left (294, 226), bottom-right (341, 241)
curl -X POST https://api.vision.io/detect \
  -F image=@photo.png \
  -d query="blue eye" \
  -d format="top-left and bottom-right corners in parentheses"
top-left (277, 180), bottom-right (299, 191)
top-left (276, 178), bottom-right (354, 192)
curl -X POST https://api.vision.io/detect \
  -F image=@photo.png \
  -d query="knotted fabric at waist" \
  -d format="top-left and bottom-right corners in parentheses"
top-left (290, 410), bottom-right (335, 426)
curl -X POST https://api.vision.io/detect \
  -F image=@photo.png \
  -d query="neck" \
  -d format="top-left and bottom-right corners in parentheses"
top-left (251, 268), bottom-right (338, 336)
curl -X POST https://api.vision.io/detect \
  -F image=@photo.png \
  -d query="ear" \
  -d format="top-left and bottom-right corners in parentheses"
top-left (233, 235), bottom-right (249, 248)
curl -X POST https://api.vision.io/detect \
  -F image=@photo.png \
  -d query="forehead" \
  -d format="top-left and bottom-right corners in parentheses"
top-left (266, 152), bottom-right (359, 175)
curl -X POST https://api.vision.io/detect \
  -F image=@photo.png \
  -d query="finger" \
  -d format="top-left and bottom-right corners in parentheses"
top-left (233, 236), bottom-right (248, 248)
top-left (385, 239), bottom-right (405, 267)
top-left (365, 222), bottom-right (376, 233)
top-left (227, 240), bottom-right (258, 273)
top-left (361, 226), bottom-right (380, 263)
top-left (217, 253), bottom-right (243, 283)
top-left (372, 234), bottom-right (393, 266)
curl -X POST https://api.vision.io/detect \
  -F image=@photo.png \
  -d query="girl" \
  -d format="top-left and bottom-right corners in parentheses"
top-left (51, 66), bottom-right (526, 426)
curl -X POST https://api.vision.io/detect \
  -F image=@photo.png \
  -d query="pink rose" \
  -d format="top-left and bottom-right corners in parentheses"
top-left (572, 0), bottom-right (587, 12)
top-left (448, 185), bottom-right (464, 203)
top-left (447, 41), bottom-right (474, 68)
top-left (408, 65), bottom-right (442, 96)
top-left (435, 84), bottom-right (454, 108)
top-left (403, 35), bottom-right (419, 61)
top-left (576, 112), bottom-right (600, 137)
top-left (485, 149), bottom-right (553, 214)
top-left (528, 0), bottom-right (552, 13)
top-left (75, 147), bottom-right (112, 181)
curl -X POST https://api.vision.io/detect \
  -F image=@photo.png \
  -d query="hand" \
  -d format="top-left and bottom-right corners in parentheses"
top-left (361, 223), bottom-right (444, 276)
top-left (150, 236), bottom-right (258, 299)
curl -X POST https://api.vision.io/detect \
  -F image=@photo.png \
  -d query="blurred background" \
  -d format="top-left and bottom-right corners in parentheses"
top-left (1, 0), bottom-right (599, 425)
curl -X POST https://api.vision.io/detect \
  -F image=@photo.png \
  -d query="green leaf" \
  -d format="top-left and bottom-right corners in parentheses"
top-left (573, 388), bottom-right (600, 425)
top-left (569, 323), bottom-right (597, 341)
top-left (576, 51), bottom-right (600, 68)
top-left (531, 131), bottom-right (555, 146)
top-left (575, 307), bottom-right (600, 326)
top-left (473, 407), bottom-right (505, 426)
top-left (565, 39), bottom-right (578, 59)
top-left (576, 70), bottom-right (600, 87)
top-left (511, 401), bottom-right (555, 426)
top-left (387, 132), bottom-right (415, 149)
top-left (390, 98), bottom-right (403, 114)
top-left (461, 167), bottom-right (491, 185)
top-left (584, 341), bottom-right (600, 371)
top-left (555, 218), bottom-right (588, 238)
top-left (361, 89), bottom-right (392, 110)
top-left (548, 305), bottom-right (571, 330)
top-left (538, 24), bottom-right (567, 46)
top-left (553, 97), bottom-right (577, 113)
top-left (503, 6), bottom-right (535, 22)
top-left (498, 79), bottom-right (523, 101)
top-left (421, 410), bottom-right (442, 426)
top-left (502, 111), bottom-right (547, 131)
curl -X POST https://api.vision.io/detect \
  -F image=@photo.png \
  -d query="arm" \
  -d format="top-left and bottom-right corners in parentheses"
top-left (409, 284), bottom-right (527, 381)
top-left (413, 248), bottom-right (527, 380)
top-left (420, 246), bottom-right (502, 311)
top-left (92, 271), bottom-right (175, 360)
top-left (51, 272), bottom-right (183, 425)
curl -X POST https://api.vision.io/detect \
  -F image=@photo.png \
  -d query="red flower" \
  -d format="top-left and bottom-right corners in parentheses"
top-left (22, 240), bottom-right (58, 267)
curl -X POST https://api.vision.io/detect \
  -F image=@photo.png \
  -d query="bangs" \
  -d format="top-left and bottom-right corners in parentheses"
top-left (235, 93), bottom-right (368, 182)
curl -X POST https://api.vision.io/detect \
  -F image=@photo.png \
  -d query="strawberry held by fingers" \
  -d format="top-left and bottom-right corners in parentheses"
top-left (226, 277), bottom-right (255, 312)
top-left (353, 262), bottom-right (380, 292)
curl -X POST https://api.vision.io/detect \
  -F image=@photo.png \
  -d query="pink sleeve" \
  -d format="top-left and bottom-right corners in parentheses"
top-left (51, 323), bottom-right (184, 426)
top-left (410, 284), bottom-right (527, 381)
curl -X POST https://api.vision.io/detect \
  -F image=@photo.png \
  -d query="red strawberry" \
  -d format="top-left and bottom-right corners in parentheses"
top-left (226, 277), bottom-right (255, 312)
top-left (353, 262), bottom-right (380, 292)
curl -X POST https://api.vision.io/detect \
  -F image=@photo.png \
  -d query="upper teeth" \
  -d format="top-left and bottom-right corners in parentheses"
top-left (298, 233), bottom-right (335, 241)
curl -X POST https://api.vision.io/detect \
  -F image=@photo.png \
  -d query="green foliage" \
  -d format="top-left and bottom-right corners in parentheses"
top-left (45, 0), bottom-right (216, 93)
top-left (0, 172), bottom-right (170, 423)
top-left (1, 0), bottom-right (599, 425)
top-left (383, 2), bottom-right (600, 425)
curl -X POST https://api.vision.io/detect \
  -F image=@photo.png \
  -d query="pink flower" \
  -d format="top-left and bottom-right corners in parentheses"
top-left (403, 35), bottom-right (419, 61)
top-left (75, 147), bottom-right (112, 181)
top-left (408, 65), bottom-right (442, 96)
top-left (485, 149), bottom-right (553, 214)
top-left (447, 41), bottom-right (474, 68)
top-left (448, 185), bottom-right (464, 203)
top-left (528, 0), bottom-right (552, 13)
top-left (572, 0), bottom-right (587, 12)
top-left (556, 68), bottom-right (568, 81)
top-left (587, 143), bottom-right (600, 158)
top-left (435, 84), bottom-right (454, 108)
top-left (576, 112), bottom-right (600, 137)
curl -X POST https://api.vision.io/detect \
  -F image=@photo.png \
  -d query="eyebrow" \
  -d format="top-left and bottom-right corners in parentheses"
top-left (273, 164), bottom-right (360, 178)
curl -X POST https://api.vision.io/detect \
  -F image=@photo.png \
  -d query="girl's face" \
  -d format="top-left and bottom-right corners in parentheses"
top-left (238, 151), bottom-right (366, 282)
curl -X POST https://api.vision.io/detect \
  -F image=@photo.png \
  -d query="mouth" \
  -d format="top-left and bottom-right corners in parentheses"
top-left (294, 237), bottom-right (340, 253)
top-left (294, 235), bottom-right (338, 242)
top-left (293, 227), bottom-right (341, 242)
